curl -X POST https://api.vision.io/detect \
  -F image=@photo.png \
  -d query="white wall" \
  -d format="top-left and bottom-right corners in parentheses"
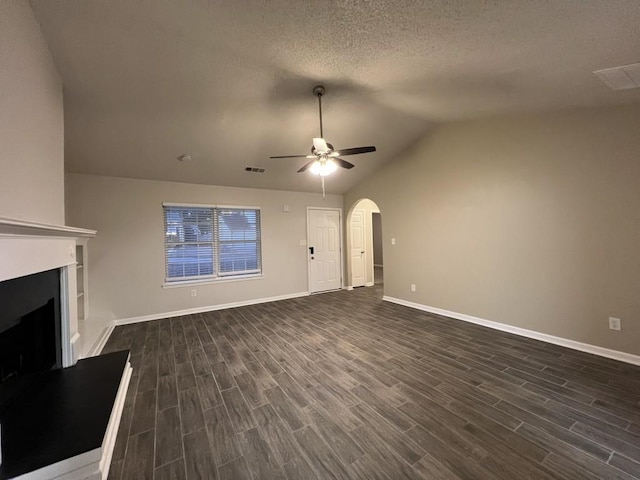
top-left (0, 0), bottom-right (64, 225)
top-left (345, 105), bottom-right (640, 357)
top-left (65, 173), bottom-right (342, 349)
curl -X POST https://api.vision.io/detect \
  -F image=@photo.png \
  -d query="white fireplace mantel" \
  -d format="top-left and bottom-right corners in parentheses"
top-left (0, 216), bottom-right (96, 239)
top-left (0, 216), bottom-right (96, 365)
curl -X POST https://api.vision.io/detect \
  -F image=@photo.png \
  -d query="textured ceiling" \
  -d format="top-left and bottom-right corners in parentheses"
top-left (30, 0), bottom-right (640, 194)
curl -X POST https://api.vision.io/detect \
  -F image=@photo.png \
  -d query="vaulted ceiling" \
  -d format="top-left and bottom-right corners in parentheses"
top-left (30, 0), bottom-right (640, 194)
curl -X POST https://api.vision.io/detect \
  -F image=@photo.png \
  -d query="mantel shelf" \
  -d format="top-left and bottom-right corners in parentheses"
top-left (0, 216), bottom-right (96, 238)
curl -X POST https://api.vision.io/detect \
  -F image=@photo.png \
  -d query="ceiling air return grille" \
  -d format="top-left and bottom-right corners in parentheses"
top-left (245, 167), bottom-right (265, 173)
top-left (593, 62), bottom-right (640, 90)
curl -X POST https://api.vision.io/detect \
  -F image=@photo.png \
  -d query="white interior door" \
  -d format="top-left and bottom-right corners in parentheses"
top-left (308, 208), bottom-right (342, 293)
top-left (350, 209), bottom-right (365, 287)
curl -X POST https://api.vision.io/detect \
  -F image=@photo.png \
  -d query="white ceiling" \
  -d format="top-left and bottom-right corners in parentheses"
top-left (30, 0), bottom-right (640, 194)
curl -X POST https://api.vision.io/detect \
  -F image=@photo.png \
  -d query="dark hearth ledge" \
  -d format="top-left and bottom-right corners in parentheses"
top-left (0, 350), bottom-right (130, 480)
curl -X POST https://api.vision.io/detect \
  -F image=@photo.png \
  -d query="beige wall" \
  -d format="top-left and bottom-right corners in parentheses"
top-left (0, 0), bottom-right (64, 224)
top-left (66, 173), bottom-right (342, 348)
top-left (345, 105), bottom-right (640, 356)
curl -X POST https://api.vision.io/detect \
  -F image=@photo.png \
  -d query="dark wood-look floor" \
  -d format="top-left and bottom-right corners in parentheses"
top-left (103, 285), bottom-right (640, 480)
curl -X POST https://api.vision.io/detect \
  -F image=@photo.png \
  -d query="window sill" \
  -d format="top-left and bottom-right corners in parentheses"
top-left (162, 274), bottom-right (263, 289)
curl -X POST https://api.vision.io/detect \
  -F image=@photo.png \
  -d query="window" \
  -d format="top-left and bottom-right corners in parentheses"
top-left (163, 204), bottom-right (261, 282)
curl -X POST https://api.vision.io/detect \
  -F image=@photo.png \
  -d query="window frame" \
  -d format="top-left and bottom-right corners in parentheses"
top-left (163, 202), bottom-right (262, 286)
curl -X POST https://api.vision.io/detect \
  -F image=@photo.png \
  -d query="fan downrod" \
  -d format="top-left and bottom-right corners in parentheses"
top-left (313, 85), bottom-right (325, 97)
top-left (313, 85), bottom-right (326, 138)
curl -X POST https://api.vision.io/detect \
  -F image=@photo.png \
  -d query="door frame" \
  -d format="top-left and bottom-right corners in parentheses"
top-left (345, 199), bottom-right (382, 290)
top-left (350, 208), bottom-right (366, 288)
top-left (306, 207), bottom-right (344, 294)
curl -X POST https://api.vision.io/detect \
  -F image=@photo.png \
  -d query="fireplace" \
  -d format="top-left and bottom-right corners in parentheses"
top-left (0, 217), bottom-right (132, 480)
top-left (0, 268), bottom-right (63, 417)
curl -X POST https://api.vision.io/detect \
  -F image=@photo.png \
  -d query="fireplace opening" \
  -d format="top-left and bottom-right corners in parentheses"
top-left (0, 269), bottom-right (62, 417)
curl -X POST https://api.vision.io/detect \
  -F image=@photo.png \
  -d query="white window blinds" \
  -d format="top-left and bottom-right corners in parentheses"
top-left (216, 208), bottom-right (261, 276)
top-left (164, 204), bottom-right (261, 282)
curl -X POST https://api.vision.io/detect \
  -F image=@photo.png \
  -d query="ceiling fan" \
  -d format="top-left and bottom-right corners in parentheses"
top-left (269, 85), bottom-right (376, 197)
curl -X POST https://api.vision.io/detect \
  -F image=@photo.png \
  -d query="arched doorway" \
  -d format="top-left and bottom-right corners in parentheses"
top-left (346, 199), bottom-right (383, 289)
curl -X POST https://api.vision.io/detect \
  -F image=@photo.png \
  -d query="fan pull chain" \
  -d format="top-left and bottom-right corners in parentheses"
top-left (321, 176), bottom-right (326, 199)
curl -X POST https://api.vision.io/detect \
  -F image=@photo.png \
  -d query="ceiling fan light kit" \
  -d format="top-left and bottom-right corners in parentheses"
top-left (309, 159), bottom-right (337, 176)
top-left (269, 85), bottom-right (376, 197)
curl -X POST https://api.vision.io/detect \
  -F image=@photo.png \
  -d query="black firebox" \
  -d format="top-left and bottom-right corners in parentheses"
top-left (0, 268), bottom-right (62, 417)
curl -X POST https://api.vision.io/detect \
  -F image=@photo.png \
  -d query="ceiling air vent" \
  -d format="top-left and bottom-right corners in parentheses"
top-left (245, 166), bottom-right (265, 173)
top-left (593, 62), bottom-right (640, 90)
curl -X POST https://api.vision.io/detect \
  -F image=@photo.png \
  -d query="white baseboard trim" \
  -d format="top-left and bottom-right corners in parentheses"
top-left (70, 332), bottom-right (81, 364)
top-left (87, 322), bottom-right (116, 357)
top-left (114, 291), bottom-right (309, 326)
top-left (383, 296), bottom-right (640, 366)
top-left (365, 282), bottom-right (375, 287)
top-left (100, 359), bottom-right (132, 480)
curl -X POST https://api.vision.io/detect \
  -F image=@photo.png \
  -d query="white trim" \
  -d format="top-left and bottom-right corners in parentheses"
top-left (162, 274), bottom-right (263, 289)
top-left (365, 281), bottom-right (375, 287)
top-left (99, 360), bottom-right (132, 479)
top-left (70, 333), bottom-right (81, 365)
top-left (163, 202), bottom-right (261, 210)
top-left (0, 216), bottom-right (96, 238)
top-left (114, 291), bottom-right (309, 326)
top-left (383, 296), bottom-right (640, 367)
top-left (12, 447), bottom-right (101, 480)
top-left (86, 322), bottom-right (117, 357)
top-left (59, 266), bottom-right (73, 367)
top-left (309, 288), bottom-right (341, 296)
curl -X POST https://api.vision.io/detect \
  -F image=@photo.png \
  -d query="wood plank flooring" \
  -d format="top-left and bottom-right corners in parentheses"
top-left (103, 285), bottom-right (640, 480)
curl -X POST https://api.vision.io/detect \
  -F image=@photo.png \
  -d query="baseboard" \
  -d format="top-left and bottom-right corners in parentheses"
top-left (70, 332), bottom-right (81, 365)
top-left (99, 358), bottom-right (132, 479)
top-left (365, 282), bottom-right (375, 287)
top-left (383, 296), bottom-right (640, 366)
top-left (114, 291), bottom-right (309, 326)
top-left (87, 321), bottom-right (116, 357)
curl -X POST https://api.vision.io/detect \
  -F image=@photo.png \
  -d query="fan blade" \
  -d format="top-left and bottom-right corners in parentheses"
top-left (269, 154), bottom-right (308, 159)
top-left (297, 160), bottom-right (315, 173)
top-left (313, 137), bottom-right (329, 152)
top-left (336, 146), bottom-right (376, 156)
top-left (334, 158), bottom-right (354, 169)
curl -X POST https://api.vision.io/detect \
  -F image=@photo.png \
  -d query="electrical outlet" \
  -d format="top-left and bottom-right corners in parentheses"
top-left (608, 317), bottom-right (621, 331)
top-left (391, 238), bottom-right (396, 245)
top-left (191, 289), bottom-right (197, 297)
top-left (411, 284), bottom-right (416, 292)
